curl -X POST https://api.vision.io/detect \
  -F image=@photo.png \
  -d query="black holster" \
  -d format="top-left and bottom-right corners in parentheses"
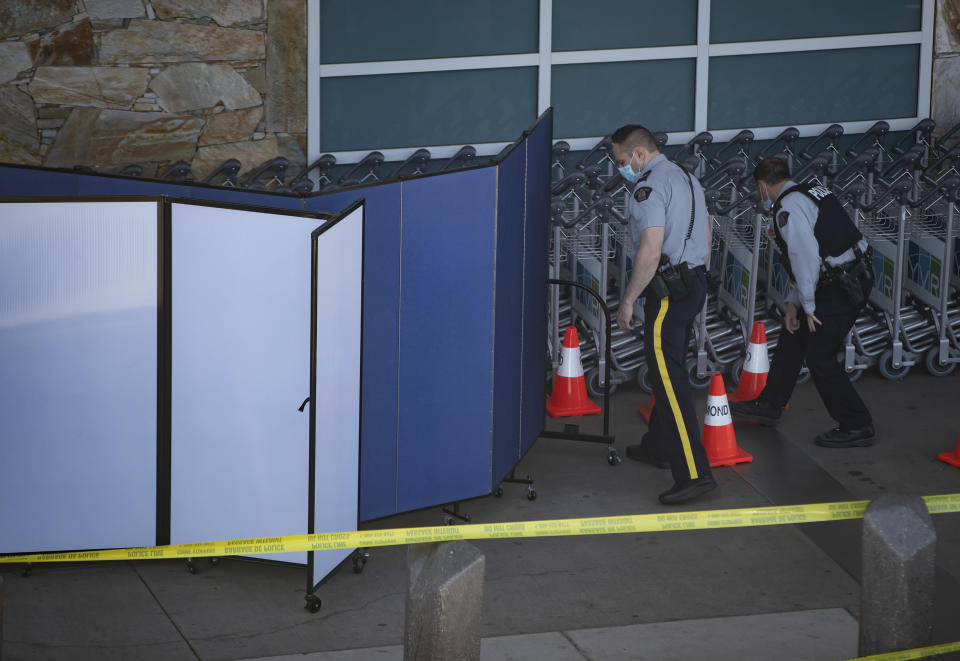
top-left (824, 246), bottom-right (874, 307)
top-left (646, 255), bottom-right (693, 301)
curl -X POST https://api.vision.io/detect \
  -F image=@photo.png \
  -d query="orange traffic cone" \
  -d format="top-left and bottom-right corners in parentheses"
top-left (637, 393), bottom-right (655, 424)
top-left (703, 373), bottom-right (753, 467)
top-left (546, 327), bottom-right (602, 418)
top-left (729, 322), bottom-right (769, 402)
top-left (938, 435), bottom-right (960, 468)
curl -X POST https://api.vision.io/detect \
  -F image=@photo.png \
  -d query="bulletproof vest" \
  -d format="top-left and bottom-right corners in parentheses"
top-left (770, 183), bottom-right (862, 282)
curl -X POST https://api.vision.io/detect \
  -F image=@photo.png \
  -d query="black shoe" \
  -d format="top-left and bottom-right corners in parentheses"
top-left (729, 399), bottom-right (781, 426)
top-left (625, 444), bottom-right (670, 469)
top-left (658, 477), bottom-right (717, 505)
top-left (815, 425), bottom-right (876, 448)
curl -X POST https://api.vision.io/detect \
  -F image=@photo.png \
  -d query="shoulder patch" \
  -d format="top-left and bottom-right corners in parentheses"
top-left (634, 186), bottom-right (653, 203)
top-left (777, 210), bottom-right (789, 228)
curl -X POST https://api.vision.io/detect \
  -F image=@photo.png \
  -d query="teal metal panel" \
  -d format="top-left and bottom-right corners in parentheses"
top-left (552, 59), bottom-right (696, 138)
top-left (711, 0), bottom-right (921, 43)
top-left (321, 0), bottom-right (538, 63)
top-left (321, 68), bottom-right (537, 151)
top-left (553, 0), bottom-right (697, 51)
top-left (708, 45), bottom-right (920, 130)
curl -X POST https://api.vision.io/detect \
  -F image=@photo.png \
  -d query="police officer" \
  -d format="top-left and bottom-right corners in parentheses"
top-left (730, 157), bottom-right (875, 446)
top-left (612, 124), bottom-right (716, 504)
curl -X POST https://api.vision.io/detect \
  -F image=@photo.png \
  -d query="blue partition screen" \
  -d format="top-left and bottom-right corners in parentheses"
top-left (397, 167), bottom-right (498, 511)
top-left (0, 110), bottom-right (553, 523)
top-left (521, 115), bottom-right (551, 455)
top-left (491, 144), bottom-right (527, 486)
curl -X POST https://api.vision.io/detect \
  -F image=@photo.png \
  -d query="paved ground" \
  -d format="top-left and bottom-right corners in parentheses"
top-left (2, 370), bottom-right (959, 660)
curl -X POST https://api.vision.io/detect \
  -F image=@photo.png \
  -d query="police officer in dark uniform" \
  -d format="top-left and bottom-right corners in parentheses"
top-left (730, 157), bottom-right (875, 446)
top-left (612, 124), bottom-right (716, 504)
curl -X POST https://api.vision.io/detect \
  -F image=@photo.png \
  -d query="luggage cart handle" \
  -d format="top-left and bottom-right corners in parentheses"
top-left (844, 121), bottom-right (890, 159)
top-left (799, 124), bottom-right (844, 161)
top-left (756, 127), bottom-right (800, 161)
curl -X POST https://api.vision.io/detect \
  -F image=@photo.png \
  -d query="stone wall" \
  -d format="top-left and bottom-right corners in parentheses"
top-left (0, 0), bottom-right (306, 180)
top-left (934, 0), bottom-right (960, 141)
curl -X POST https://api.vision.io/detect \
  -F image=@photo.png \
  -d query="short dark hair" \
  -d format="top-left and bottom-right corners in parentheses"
top-left (611, 124), bottom-right (658, 153)
top-left (753, 157), bottom-right (791, 184)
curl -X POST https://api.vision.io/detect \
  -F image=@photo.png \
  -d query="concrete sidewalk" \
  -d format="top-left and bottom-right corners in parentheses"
top-left (2, 371), bottom-right (958, 660)
top-left (238, 609), bottom-right (860, 661)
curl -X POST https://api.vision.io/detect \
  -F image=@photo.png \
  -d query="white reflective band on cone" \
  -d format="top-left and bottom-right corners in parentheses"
top-left (704, 394), bottom-right (732, 426)
top-left (557, 345), bottom-right (585, 378)
top-left (744, 341), bottom-right (769, 373)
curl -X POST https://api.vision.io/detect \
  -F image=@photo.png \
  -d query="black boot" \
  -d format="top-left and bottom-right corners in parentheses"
top-left (815, 425), bottom-right (875, 448)
top-left (658, 477), bottom-right (717, 505)
top-left (729, 398), bottom-right (781, 426)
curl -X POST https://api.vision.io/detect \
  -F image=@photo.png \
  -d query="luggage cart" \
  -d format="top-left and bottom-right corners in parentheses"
top-left (913, 176), bottom-right (960, 376)
top-left (861, 179), bottom-right (930, 379)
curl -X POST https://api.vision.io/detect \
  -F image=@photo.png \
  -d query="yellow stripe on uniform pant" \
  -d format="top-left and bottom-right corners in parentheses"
top-left (652, 295), bottom-right (698, 479)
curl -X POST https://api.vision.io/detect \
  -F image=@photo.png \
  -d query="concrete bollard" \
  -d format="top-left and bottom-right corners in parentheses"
top-left (859, 493), bottom-right (936, 656)
top-left (404, 541), bottom-right (485, 661)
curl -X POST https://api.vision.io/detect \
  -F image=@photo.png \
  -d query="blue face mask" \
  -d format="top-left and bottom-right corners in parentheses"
top-left (759, 183), bottom-right (773, 212)
top-left (619, 152), bottom-right (641, 184)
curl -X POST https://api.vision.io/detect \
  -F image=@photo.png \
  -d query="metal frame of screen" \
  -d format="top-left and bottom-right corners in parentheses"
top-left (306, 0), bottom-right (934, 161)
top-left (307, 199), bottom-right (366, 598)
top-left (0, 197), bottom-right (162, 555)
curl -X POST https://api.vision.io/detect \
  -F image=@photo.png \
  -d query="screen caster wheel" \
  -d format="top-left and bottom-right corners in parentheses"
top-left (527, 486), bottom-right (537, 501)
top-left (494, 487), bottom-right (504, 498)
top-left (608, 450), bottom-right (621, 465)
top-left (352, 550), bottom-right (370, 574)
top-left (304, 594), bottom-right (322, 613)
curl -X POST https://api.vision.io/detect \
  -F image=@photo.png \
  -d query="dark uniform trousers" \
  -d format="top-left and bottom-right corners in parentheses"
top-left (759, 278), bottom-right (873, 429)
top-left (640, 269), bottom-right (713, 485)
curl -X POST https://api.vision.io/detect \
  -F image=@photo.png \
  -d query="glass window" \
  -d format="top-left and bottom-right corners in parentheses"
top-left (708, 45), bottom-right (919, 130)
top-left (552, 0), bottom-right (697, 51)
top-left (321, 0), bottom-right (538, 63)
top-left (320, 68), bottom-right (538, 151)
top-left (552, 59), bottom-right (696, 138)
top-left (710, 0), bottom-right (922, 43)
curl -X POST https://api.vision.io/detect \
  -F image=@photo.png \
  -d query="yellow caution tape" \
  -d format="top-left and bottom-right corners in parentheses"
top-left (2, 494), bottom-right (958, 565)
top-left (845, 640), bottom-right (960, 660)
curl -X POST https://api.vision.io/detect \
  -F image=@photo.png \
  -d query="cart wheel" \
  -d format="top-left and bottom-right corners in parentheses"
top-left (925, 346), bottom-right (957, 377)
top-left (795, 367), bottom-right (811, 385)
top-left (493, 487), bottom-right (504, 498)
top-left (304, 594), bottom-right (322, 613)
top-left (728, 357), bottom-right (744, 387)
top-left (586, 369), bottom-right (616, 398)
top-left (443, 515), bottom-right (455, 526)
top-left (607, 449), bottom-right (621, 466)
top-left (878, 349), bottom-right (910, 380)
top-left (187, 565), bottom-right (197, 575)
top-left (686, 359), bottom-right (711, 390)
top-left (209, 557), bottom-right (220, 566)
top-left (636, 365), bottom-right (652, 393)
top-left (527, 487), bottom-right (537, 501)
top-left (846, 367), bottom-right (864, 383)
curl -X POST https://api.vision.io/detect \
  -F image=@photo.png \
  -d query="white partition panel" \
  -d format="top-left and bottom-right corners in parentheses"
top-left (309, 202), bottom-right (364, 588)
top-left (169, 202), bottom-right (323, 563)
top-left (0, 201), bottom-right (158, 553)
